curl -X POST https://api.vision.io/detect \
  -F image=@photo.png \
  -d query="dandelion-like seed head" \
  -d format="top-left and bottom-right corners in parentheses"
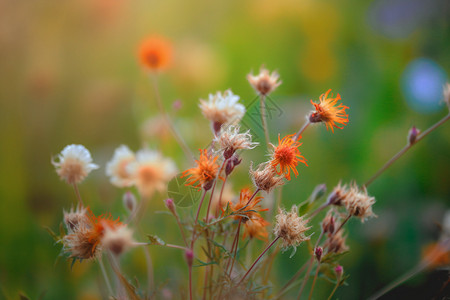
top-left (214, 125), bottom-right (258, 159)
top-left (344, 183), bottom-right (376, 222)
top-left (106, 145), bottom-right (136, 188)
top-left (325, 229), bottom-right (349, 254)
top-left (274, 206), bottom-right (311, 249)
top-left (309, 89), bottom-right (349, 133)
top-left (199, 90), bottom-right (245, 132)
top-left (249, 162), bottom-right (284, 193)
top-left (181, 149), bottom-right (220, 190)
top-left (247, 67), bottom-right (281, 96)
top-left (243, 216), bottom-right (270, 241)
top-left (127, 149), bottom-right (177, 198)
top-left (101, 225), bottom-right (135, 256)
top-left (138, 36), bottom-right (172, 71)
top-left (52, 144), bottom-right (99, 185)
top-left (270, 134), bottom-right (307, 180)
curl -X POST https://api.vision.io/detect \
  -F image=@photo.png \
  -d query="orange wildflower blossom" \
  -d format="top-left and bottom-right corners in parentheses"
top-left (243, 217), bottom-right (270, 241)
top-left (310, 89), bottom-right (349, 132)
top-left (270, 134), bottom-right (307, 180)
top-left (226, 188), bottom-right (268, 222)
top-left (86, 208), bottom-right (123, 254)
top-left (181, 149), bottom-right (220, 190)
top-left (138, 36), bottom-right (172, 71)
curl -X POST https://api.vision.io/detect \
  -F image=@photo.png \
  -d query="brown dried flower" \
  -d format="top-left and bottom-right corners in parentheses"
top-left (274, 206), bottom-right (311, 248)
top-left (325, 229), bottom-right (349, 254)
top-left (63, 205), bottom-right (89, 233)
top-left (247, 67), bottom-right (281, 96)
top-left (249, 162), bottom-right (284, 193)
top-left (344, 183), bottom-right (376, 222)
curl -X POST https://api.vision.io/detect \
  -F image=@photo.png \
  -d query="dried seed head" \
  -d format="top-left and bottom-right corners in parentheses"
top-left (63, 223), bottom-right (101, 260)
top-left (326, 230), bottom-right (349, 254)
top-left (199, 90), bottom-right (245, 130)
top-left (249, 162), bottom-right (284, 193)
top-left (327, 182), bottom-right (347, 206)
top-left (63, 205), bottom-right (89, 233)
top-left (52, 144), bottom-right (99, 185)
top-left (247, 67), bottom-right (281, 96)
top-left (274, 206), bottom-right (311, 249)
top-left (101, 225), bottom-right (135, 256)
top-left (214, 125), bottom-right (258, 159)
top-left (408, 126), bottom-right (420, 145)
top-left (106, 145), bottom-right (136, 188)
top-left (123, 191), bottom-right (137, 213)
top-left (322, 211), bottom-right (336, 235)
top-left (344, 183), bottom-right (376, 222)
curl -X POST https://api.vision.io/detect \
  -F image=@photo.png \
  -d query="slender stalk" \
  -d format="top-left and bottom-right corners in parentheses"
top-left (72, 183), bottom-right (83, 206)
top-left (206, 159), bottom-right (227, 221)
top-left (297, 257), bottom-right (314, 300)
top-left (98, 256), bottom-right (114, 296)
top-left (245, 188), bottom-right (261, 206)
top-left (194, 190), bottom-right (208, 227)
top-left (225, 219), bottom-right (242, 274)
top-left (308, 203), bottom-right (329, 219)
top-left (237, 236), bottom-right (280, 285)
top-left (228, 220), bottom-right (242, 277)
top-left (334, 214), bottom-right (351, 235)
top-left (107, 253), bottom-right (126, 299)
top-left (216, 174), bottom-right (229, 217)
top-left (259, 94), bottom-right (271, 147)
top-left (293, 120), bottom-right (311, 141)
top-left (276, 261), bottom-right (309, 299)
top-left (188, 263), bottom-right (193, 300)
top-left (308, 261), bottom-right (321, 300)
top-left (174, 214), bottom-right (188, 247)
top-left (327, 280), bottom-right (340, 300)
top-left (364, 113), bottom-right (450, 187)
top-left (151, 74), bottom-right (194, 160)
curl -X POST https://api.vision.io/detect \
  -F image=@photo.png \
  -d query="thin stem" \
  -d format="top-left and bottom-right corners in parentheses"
top-left (334, 214), bottom-right (351, 235)
top-left (237, 236), bottom-right (280, 285)
top-left (98, 256), bottom-right (114, 296)
top-left (107, 253), bottom-right (125, 299)
top-left (151, 74), bottom-right (194, 161)
top-left (225, 219), bottom-right (242, 274)
top-left (72, 183), bottom-right (83, 206)
top-left (327, 280), bottom-right (340, 300)
top-left (297, 257), bottom-right (314, 300)
top-left (308, 261), bottom-right (321, 300)
top-left (276, 261), bottom-right (309, 299)
top-left (216, 174), bottom-right (229, 217)
top-left (245, 188), bottom-right (261, 206)
top-left (206, 159), bottom-right (227, 221)
top-left (194, 189), bottom-right (208, 227)
top-left (188, 263), bottom-right (193, 300)
top-left (228, 220), bottom-right (242, 277)
top-left (294, 120), bottom-right (311, 141)
top-left (174, 214), bottom-right (188, 247)
top-left (364, 113), bottom-right (450, 187)
top-left (308, 203), bottom-right (329, 219)
top-left (259, 94), bottom-right (271, 148)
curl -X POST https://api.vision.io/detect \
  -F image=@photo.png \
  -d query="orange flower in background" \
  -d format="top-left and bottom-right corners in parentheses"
top-left (226, 188), bottom-right (268, 221)
top-left (422, 242), bottom-right (450, 268)
top-left (243, 217), bottom-right (269, 241)
top-left (310, 89), bottom-right (349, 132)
top-left (86, 208), bottom-right (123, 253)
top-left (181, 149), bottom-right (220, 190)
top-left (138, 36), bottom-right (172, 71)
top-left (270, 134), bottom-right (307, 180)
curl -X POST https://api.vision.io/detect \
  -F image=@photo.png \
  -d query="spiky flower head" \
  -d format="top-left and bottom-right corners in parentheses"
top-left (243, 216), bottom-right (270, 241)
top-left (138, 36), bottom-right (172, 71)
top-left (181, 149), bottom-right (220, 190)
top-left (249, 162), bottom-right (284, 193)
top-left (199, 90), bottom-right (245, 132)
top-left (226, 188), bottom-right (268, 222)
top-left (63, 205), bottom-right (89, 233)
top-left (270, 134), bottom-right (307, 180)
top-left (127, 149), bottom-right (177, 198)
top-left (325, 229), bottom-right (349, 254)
top-left (214, 125), bottom-right (258, 159)
top-left (343, 183), bottom-right (376, 222)
top-left (327, 182), bottom-right (348, 206)
top-left (247, 67), bottom-right (281, 96)
top-left (101, 225), bottom-right (136, 256)
top-left (274, 206), bottom-right (311, 249)
top-left (106, 145), bottom-right (136, 188)
top-left (52, 144), bottom-right (99, 185)
top-left (322, 210), bottom-right (336, 235)
top-left (309, 89), bottom-right (349, 133)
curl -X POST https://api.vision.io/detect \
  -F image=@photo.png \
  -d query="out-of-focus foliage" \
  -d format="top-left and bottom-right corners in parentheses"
top-left (0, 0), bottom-right (449, 299)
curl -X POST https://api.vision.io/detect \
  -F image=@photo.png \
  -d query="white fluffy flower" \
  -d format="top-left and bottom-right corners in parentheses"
top-left (199, 89), bottom-right (245, 130)
top-left (106, 145), bottom-right (136, 188)
top-left (101, 225), bottom-right (136, 256)
top-left (52, 144), bottom-right (99, 184)
top-left (127, 149), bottom-right (177, 198)
top-left (214, 125), bottom-right (258, 158)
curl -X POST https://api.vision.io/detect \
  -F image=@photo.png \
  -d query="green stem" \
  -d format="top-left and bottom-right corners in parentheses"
top-left (260, 94), bottom-right (271, 148)
top-left (327, 280), bottom-right (339, 300)
top-left (308, 262), bottom-right (321, 300)
top-left (297, 257), bottom-right (314, 300)
top-left (98, 256), bottom-right (114, 296)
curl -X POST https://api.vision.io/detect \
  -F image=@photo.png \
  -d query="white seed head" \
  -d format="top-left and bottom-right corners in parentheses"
top-left (106, 145), bottom-right (136, 188)
top-left (247, 67), bottom-right (281, 96)
top-left (52, 144), bottom-right (99, 184)
top-left (215, 125), bottom-right (258, 158)
top-left (199, 89), bottom-right (245, 126)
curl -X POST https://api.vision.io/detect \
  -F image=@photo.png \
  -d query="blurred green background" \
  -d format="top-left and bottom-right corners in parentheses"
top-left (1, 0), bottom-right (449, 299)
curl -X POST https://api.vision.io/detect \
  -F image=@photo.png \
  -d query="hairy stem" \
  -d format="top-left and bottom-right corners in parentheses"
top-left (294, 120), bottom-right (311, 141)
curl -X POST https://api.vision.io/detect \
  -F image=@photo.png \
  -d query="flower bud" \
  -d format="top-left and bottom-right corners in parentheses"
top-left (315, 247), bottom-right (323, 262)
top-left (310, 184), bottom-right (327, 202)
top-left (225, 155), bottom-right (242, 176)
top-left (335, 265), bottom-right (343, 277)
top-left (164, 198), bottom-right (176, 215)
top-left (172, 99), bottom-right (182, 111)
top-left (322, 212), bottom-right (335, 235)
top-left (203, 180), bottom-right (214, 191)
top-left (408, 126), bottom-right (420, 145)
top-left (123, 191), bottom-right (137, 213)
top-left (185, 249), bottom-right (194, 268)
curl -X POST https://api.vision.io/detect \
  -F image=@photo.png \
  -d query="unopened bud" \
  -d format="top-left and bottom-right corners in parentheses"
top-left (223, 147), bottom-right (234, 160)
top-left (203, 180), bottom-right (214, 191)
top-left (310, 184), bottom-right (327, 202)
top-left (309, 112), bottom-right (322, 123)
top-left (123, 191), bottom-right (137, 213)
top-left (164, 198), bottom-right (176, 215)
top-left (225, 155), bottom-right (242, 176)
top-left (408, 126), bottom-right (420, 145)
top-left (322, 212), bottom-right (335, 234)
top-left (172, 99), bottom-right (182, 111)
top-left (315, 247), bottom-right (323, 262)
top-left (185, 249), bottom-right (194, 267)
top-left (335, 265), bottom-right (343, 277)
top-left (212, 121), bottom-right (222, 135)
top-left (327, 189), bottom-right (345, 206)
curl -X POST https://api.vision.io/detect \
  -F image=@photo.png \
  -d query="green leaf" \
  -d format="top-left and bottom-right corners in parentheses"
top-left (321, 251), bottom-right (349, 264)
top-left (44, 226), bottom-right (59, 242)
top-left (193, 259), bottom-right (218, 268)
top-left (147, 235), bottom-right (166, 246)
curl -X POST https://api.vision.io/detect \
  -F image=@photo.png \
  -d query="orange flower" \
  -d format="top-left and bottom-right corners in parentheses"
top-left (270, 134), bottom-right (307, 180)
top-left (422, 242), bottom-right (450, 268)
top-left (181, 149), bottom-right (220, 190)
top-left (243, 217), bottom-right (269, 241)
top-left (226, 188), bottom-right (268, 222)
top-left (86, 208), bottom-right (122, 254)
top-left (310, 89), bottom-right (349, 132)
top-left (138, 36), bottom-right (172, 71)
